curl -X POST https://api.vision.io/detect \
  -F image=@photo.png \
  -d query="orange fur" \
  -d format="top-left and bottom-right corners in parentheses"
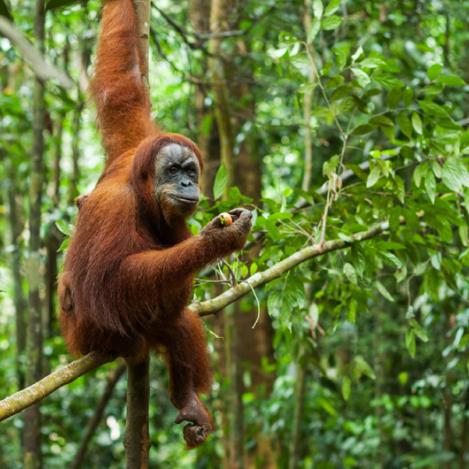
top-left (59, 0), bottom-right (252, 447)
top-left (58, 0), bottom-right (226, 446)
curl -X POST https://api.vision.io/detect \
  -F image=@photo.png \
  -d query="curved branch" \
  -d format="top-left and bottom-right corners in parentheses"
top-left (0, 16), bottom-right (73, 88)
top-left (0, 352), bottom-right (112, 422)
top-left (0, 222), bottom-right (389, 421)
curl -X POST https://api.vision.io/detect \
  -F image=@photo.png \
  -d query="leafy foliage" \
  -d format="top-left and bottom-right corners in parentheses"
top-left (0, 0), bottom-right (468, 467)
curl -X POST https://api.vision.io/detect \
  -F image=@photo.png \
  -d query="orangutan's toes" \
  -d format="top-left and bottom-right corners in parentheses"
top-left (183, 423), bottom-right (211, 448)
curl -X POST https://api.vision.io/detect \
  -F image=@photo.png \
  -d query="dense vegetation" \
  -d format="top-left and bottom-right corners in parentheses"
top-left (0, 0), bottom-right (468, 467)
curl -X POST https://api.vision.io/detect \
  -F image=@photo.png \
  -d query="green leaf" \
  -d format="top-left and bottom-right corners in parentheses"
top-left (366, 165), bottom-right (381, 188)
top-left (438, 73), bottom-right (465, 87)
top-left (322, 154), bottom-right (340, 177)
top-left (353, 356), bottom-right (376, 380)
top-left (332, 42), bottom-right (350, 69)
top-left (424, 170), bottom-right (436, 203)
top-left (419, 100), bottom-right (450, 119)
top-left (213, 163), bottom-right (228, 199)
top-left (321, 15), bottom-right (341, 30)
top-left (324, 0), bottom-right (341, 16)
top-left (411, 112), bottom-right (423, 135)
top-left (318, 397), bottom-right (337, 416)
top-left (375, 281), bottom-right (395, 302)
top-left (351, 67), bottom-right (370, 87)
top-left (427, 63), bottom-right (442, 80)
top-left (442, 159), bottom-right (469, 193)
top-left (409, 319), bottom-right (429, 343)
top-left (341, 377), bottom-right (351, 401)
top-left (343, 263), bottom-right (357, 284)
top-left (413, 163), bottom-right (427, 188)
top-left (397, 112), bottom-right (412, 138)
top-left (56, 220), bottom-right (73, 237)
top-left (369, 115), bottom-right (393, 127)
top-left (352, 124), bottom-right (374, 135)
top-left (308, 17), bottom-right (321, 41)
top-left (405, 329), bottom-right (416, 358)
top-left (313, 0), bottom-right (323, 18)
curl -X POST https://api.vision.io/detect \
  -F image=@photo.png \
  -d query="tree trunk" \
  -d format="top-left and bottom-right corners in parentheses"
top-left (302, 0), bottom-right (315, 191)
top-left (459, 386), bottom-right (469, 469)
top-left (189, 0), bottom-right (220, 199)
top-left (288, 361), bottom-right (306, 469)
top-left (208, 0), bottom-right (236, 195)
top-left (5, 157), bottom-right (27, 390)
top-left (23, 1), bottom-right (46, 468)
top-left (44, 117), bottom-right (64, 338)
top-left (224, 304), bottom-right (245, 469)
top-left (72, 364), bottom-right (126, 469)
top-left (125, 357), bottom-right (150, 469)
top-left (68, 103), bottom-right (83, 205)
top-left (125, 2), bottom-right (151, 468)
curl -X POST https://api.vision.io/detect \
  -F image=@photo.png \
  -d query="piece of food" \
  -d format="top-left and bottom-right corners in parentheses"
top-left (219, 212), bottom-right (233, 226)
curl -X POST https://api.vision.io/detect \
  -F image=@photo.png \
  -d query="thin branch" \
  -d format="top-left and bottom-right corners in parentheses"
top-left (72, 363), bottom-right (126, 469)
top-left (0, 222), bottom-right (391, 420)
top-left (193, 221), bottom-right (390, 316)
top-left (0, 353), bottom-right (112, 422)
top-left (0, 16), bottom-right (73, 88)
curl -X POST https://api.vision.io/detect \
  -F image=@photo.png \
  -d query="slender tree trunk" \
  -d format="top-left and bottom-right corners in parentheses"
top-left (224, 303), bottom-right (245, 469)
top-left (302, 0), bottom-right (315, 191)
top-left (208, 0), bottom-right (236, 195)
top-left (459, 386), bottom-right (469, 469)
top-left (288, 361), bottom-right (306, 469)
top-left (125, 3), bottom-right (151, 468)
top-left (443, 307), bottom-right (454, 469)
top-left (189, 0), bottom-right (220, 199)
top-left (68, 103), bottom-right (83, 205)
top-left (125, 357), bottom-right (150, 469)
top-left (73, 364), bottom-right (126, 469)
top-left (44, 116), bottom-right (64, 339)
top-left (208, 2), bottom-right (244, 465)
top-left (23, 2), bottom-right (46, 468)
top-left (6, 158), bottom-right (27, 390)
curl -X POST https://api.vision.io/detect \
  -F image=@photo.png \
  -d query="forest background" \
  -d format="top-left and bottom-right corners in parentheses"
top-left (0, 0), bottom-right (468, 468)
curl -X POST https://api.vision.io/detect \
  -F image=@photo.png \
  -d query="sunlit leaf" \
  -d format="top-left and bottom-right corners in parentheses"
top-left (411, 112), bottom-right (423, 135)
top-left (324, 0), bottom-right (341, 16)
top-left (427, 63), bottom-right (442, 80)
top-left (375, 281), bottom-right (395, 302)
top-left (213, 163), bottom-right (228, 199)
top-left (442, 159), bottom-right (469, 193)
top-left (366, 165), bottom-right (381, 188)
top-left (313, 0), bottom-right (323, 18)
top-left (321, 15), bottom-right (341, 30)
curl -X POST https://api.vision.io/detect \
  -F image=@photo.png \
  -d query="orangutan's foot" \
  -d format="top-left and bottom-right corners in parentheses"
top-left (175, 394), bottom-right (213, 448)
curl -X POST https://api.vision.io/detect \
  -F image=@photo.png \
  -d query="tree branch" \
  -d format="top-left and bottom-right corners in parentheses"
top-left (193, 221), bottom-right (390, 316)
top-left (0, 16), bottom-right (73, 88)
top-left (0, 353), bottom-right (112, 422)
top-left (0, 222), bottom-right (390, 421)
